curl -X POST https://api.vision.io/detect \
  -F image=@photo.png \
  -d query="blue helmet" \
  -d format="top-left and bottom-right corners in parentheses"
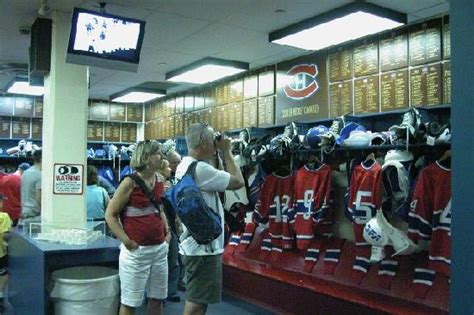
top-left (305, 125), bottom-right (329, 149)
top-left (336, 123), bottom-right (367, 145)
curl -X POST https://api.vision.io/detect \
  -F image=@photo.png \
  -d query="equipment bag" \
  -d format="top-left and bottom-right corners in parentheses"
top-left (165, 161), bottom-right (222, 245)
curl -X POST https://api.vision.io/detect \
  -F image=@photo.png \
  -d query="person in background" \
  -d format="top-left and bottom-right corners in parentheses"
top-left (0, 195), bottom-right (12, 302)
top-left (166, 150), bottom-right (182, 185)
top-left (21, 150), bottom-right (42, 218)
top-left (166, 150), bottom-right (186, 294)
top-left (0, 163), bottom-right (30, 226)
top-left (86, 165), bottom-right (110, 221)
top-left (165, 149), bottom-right (186, 292)
top-left (160, 157), bottom-right (182, 303)
top-left (105, 140), bottom-right (171, 315)
top-left (176, 123), bottom-right (244, 315)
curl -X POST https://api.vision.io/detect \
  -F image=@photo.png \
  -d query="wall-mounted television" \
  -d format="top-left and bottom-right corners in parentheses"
top-left (66, 8), bottom-right (146, 72)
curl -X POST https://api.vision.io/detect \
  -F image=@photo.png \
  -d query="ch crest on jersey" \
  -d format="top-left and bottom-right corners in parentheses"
top-left (284, 64), bottom-right (319, 100)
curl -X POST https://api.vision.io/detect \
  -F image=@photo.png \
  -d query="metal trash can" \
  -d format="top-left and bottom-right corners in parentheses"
top-left (50, 266), bottom-right (119, 315)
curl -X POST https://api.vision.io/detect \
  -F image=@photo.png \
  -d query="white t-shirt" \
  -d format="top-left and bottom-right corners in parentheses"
top-left (175, 156), bottom-right (230, 256)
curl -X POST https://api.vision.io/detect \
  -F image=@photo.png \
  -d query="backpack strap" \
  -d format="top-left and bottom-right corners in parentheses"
top-left (128, 173), bottom-right (161, 216)
top-left (185, 160), bottom-right (199, 178)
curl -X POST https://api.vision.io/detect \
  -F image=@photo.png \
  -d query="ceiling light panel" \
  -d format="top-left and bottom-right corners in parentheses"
top-left (166, 57), bottom-right (249, 84)
top-left (7, 81), bottom-right (44, 96)
top-left (269, 2), bottom-right (407, 51)
top-left (111, 91), bottom-right (164, 103)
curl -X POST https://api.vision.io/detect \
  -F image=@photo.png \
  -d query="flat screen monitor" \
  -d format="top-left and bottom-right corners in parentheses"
top-left (66, 7), bottom-right (146, 72)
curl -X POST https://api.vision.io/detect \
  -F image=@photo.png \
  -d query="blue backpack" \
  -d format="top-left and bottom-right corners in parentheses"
top-left (165, 161), bottom-right (222, 245)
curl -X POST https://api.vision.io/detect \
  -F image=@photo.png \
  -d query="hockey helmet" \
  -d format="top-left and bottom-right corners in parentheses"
top-left (363, 209), bottom-right (417, 261)
top-left (370, 132), bottom-right (389, 146)
top-left (305, 125), bottom-right (329, 149)
top-left (384, 150), bottom-right (414, 163)
top-left (336, 123), bottom-right (366, 145)
top-left (363, 215), bottom-right (390, 247)
top-left (342, 130), bottom-right (371, 147)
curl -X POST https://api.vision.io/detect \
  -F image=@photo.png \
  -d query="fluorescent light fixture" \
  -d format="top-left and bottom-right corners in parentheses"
top-left (7, 80), bottom-right (44, 96)
top-left (111, 88), bottom-right (166, 103)
top-left (269, 2), bottom-right (407, 51)
top-left (166, 57), bottom-right (249, 84)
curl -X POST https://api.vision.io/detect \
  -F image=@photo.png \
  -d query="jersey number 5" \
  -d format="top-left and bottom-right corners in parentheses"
top-left (354, 191), bottom-right (375, 224)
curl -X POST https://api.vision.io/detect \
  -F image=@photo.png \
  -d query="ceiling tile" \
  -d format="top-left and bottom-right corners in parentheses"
top-left (151, 0), bottom-right (254, 22)
top-left (138, 47), bottom-right (205, 73)
top-left (226, 0), bottom-right (349, 32)
top-left (367, 0), bottom-right (447, 15)
top-left (142, 12), bottom-right (211, 48)
top-left (173, 22), bottom-right (264, 57)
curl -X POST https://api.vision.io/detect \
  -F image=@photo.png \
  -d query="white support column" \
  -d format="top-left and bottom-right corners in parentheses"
top-left (42, 11), bottom-right (89, 229)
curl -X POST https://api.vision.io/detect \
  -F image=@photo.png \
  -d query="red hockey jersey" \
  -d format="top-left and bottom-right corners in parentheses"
top-left (252, 173), bottom-right (294, 249)
top-left (291, 164), bottom-right (332, 250)
top-left (408, 161), bottom-right (451, 276)
top-left (346, 161), bottom-right (383, 275)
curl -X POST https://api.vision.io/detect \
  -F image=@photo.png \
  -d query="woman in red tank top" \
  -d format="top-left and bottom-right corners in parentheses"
top-left (106, 140), bottom-right (171, 315)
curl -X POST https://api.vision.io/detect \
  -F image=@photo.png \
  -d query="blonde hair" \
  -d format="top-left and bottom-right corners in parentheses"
top-left (130, 140), bottom-right (162, 171)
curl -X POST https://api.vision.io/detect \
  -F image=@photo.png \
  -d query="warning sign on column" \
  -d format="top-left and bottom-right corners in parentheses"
top-left (53, 164), bottom-right (84, 195)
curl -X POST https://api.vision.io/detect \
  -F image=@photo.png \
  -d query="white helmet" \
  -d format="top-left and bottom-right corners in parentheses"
top-left (342, 130), bottom-right (371, 147)
top-left (363, 215), bottom-right (389, 247)
top-left (363, 209), bottom-right (417, 262)
top-left (384, 150), bottom-right (414, 163)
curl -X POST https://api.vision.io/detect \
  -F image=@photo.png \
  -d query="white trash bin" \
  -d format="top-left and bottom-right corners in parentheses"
top-left (50, 266), bottom-right (119, 315)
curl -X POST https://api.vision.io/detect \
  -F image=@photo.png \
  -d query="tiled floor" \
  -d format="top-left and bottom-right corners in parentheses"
top-left (137, 291), bottom-right (275, 315)
top-left (2, 289), bottom-right (274, 315)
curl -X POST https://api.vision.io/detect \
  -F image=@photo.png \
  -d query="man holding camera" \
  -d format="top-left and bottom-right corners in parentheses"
top-left (176, 123), bottom-right (244, 315)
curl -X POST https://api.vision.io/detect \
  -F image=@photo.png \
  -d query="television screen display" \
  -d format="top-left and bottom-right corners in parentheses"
top-left (66, 8), bottom-right (146, 72)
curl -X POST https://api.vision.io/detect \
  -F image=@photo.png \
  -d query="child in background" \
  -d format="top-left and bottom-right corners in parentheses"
top-left (0, 195), bottom-right (13, 301)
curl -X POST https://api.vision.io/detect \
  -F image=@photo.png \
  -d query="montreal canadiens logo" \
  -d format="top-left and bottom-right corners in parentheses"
top-left (284, 64), bottom-right (319, 100)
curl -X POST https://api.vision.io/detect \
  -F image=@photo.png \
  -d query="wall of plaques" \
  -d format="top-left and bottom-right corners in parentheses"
top-left (145, 66), bottom-right (276, 139)
top-left (0, 96), bottom-right (142, 143)
top-left (87, 120), bottom-right (140, 143)
top-left (327, 16), bottom-right (449, 116)
top-left (142, 16), bottom-right (450, 139)
top-left (87, 100), bottom-right (143, 143)
top-left (0, 96), bottom-right (42, 140)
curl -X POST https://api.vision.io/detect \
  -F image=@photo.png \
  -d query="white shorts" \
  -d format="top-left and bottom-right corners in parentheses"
top-left (119, 242), bottom-right (169, 307)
